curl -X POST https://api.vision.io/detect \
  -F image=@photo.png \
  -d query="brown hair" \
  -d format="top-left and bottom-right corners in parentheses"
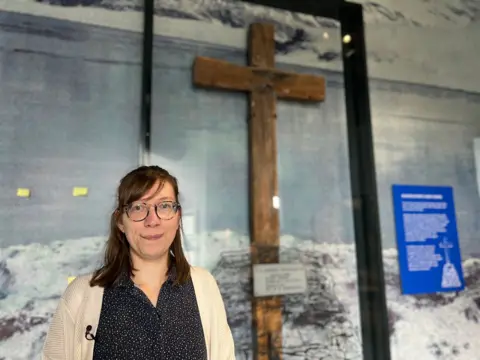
top-left (90, 165), bottom-right (191, 288)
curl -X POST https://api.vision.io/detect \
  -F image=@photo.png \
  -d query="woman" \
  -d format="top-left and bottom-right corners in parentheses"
top-left (42, 165), bottom-right (236, 360)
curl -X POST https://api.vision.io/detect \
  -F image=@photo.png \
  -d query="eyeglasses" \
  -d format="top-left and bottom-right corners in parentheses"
top-left (124, 201), bottom-right (181, 222)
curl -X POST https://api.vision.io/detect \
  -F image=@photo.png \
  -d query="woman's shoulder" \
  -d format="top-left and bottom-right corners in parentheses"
top-left (61, 273), bottom-right (98, 310)
top-left (190, 265), bottom-right (214, 279)
top-left (190, 266), bottom-right (219, 288)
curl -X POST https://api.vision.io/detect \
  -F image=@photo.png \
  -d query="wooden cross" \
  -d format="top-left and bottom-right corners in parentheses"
top-left (192, 22), bottom-right (325, 359)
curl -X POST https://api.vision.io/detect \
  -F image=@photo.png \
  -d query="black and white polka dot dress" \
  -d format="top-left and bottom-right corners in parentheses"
top-left (92, 269), bottom-right (207, 360)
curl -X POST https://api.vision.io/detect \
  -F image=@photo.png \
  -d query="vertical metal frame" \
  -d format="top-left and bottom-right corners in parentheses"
top-left (140, 0), bottom-right (154, 165)
top-left (140, 0), bottom-right (391, 359)
top-left (339, 2), bottom-right (391, 360)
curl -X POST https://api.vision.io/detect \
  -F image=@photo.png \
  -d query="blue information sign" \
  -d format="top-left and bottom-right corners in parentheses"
top-left (391, 184), bottom-right (465, 295)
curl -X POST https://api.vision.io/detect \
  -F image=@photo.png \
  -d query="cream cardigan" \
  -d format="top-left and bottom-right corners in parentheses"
top-left (42, 266), bottom-right (236, 360)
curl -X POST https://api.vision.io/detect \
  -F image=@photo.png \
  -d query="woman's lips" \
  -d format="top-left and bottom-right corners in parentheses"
top-left (143, 234), bottom-right (163, 240)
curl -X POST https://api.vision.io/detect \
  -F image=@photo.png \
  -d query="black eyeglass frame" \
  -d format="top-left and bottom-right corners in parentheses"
top-left (123, 201), bottom-right (181, 222)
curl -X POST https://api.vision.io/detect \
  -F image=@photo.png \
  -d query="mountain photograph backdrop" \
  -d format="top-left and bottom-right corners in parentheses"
top-left (1, 0), bottom-right (480, 359)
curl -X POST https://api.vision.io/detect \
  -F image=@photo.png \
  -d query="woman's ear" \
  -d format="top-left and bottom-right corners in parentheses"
top-left (118, 222), bottom-right (125, 233)
top-left (115, 209), bottom-right (125, 233)
top-left (177, 209), bottom-right (182, 229)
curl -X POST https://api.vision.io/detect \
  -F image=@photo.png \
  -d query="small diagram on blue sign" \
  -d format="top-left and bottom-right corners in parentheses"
top-left (391, 184), bottom-right (465, 295)
top-left (439, 238), bottom-right (462, 289)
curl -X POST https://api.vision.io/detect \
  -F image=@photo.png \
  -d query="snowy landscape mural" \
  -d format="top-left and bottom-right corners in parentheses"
top-left (2, 233), bottom-right (480, 359)
top-left (1, 0), bottom-right (480, 359)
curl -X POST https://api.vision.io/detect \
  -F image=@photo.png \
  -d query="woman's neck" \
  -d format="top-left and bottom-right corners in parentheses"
top-left (131, 255), bottom-right (170, 289)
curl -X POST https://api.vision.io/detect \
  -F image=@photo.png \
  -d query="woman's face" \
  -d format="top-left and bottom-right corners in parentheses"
top-left (118, 180), bottom-right (180, 263)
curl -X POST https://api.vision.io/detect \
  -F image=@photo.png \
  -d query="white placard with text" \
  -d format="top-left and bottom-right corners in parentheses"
top-left (253, 263), bottom-right (308, 297)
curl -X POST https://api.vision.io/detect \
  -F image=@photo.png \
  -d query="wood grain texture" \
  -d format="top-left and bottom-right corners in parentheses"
top-left (249, 23), bottom-right (282, 360)
top-left (191, 22), bottom-right (326, 359)
top-left (193, 57), bottom-right (325, 102)
top-left (249, 22), bottom-right (275, 68)
top-left (249, 88), bottom-right (281, 360)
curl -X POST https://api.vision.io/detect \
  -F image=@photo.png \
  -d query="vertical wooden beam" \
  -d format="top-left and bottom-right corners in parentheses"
top-left (248, 23), bottom-right (283, 359)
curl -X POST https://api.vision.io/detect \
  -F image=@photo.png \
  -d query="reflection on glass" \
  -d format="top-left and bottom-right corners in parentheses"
top-left (276, 68), bottom-right (363, 358)
top-left (150, 1), bottom-right (364, 359)
top-left (372, 78), bottom-right (480, 359)
top-left (0, 2), bottom-right (143, 359)
top-left (151, 29), bottom-right (253, 357)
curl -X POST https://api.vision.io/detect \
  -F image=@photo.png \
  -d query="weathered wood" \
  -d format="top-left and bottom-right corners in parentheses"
top-left (193, 57), bottom-right (326, 102)
top-left (248, 23), bottom-right (282, 360)
top-left (192, 22), bottom-right (325, 360)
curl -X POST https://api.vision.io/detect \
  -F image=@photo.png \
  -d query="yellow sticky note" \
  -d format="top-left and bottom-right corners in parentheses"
top-left (68, 276), bottom-right (76, 284)
top-left (72, 187), bottom-right (88, 197)
top-left (16, 188), bottom-right (31, 198)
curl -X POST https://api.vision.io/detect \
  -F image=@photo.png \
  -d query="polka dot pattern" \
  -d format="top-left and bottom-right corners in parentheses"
top-left (92, 268), bottom-right (207, 360)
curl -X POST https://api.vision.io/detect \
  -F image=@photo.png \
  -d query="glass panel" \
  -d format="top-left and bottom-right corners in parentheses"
top-left (275, 23), bottom-right (363, 360)
top-left (151, 12), bottom-right (253, 357)
top-left (373, 82), bottom-right (480, 358)
top-left (0, 3), bottom-right (143, 358)
top-left (151, 2), bottom-right (363, 359)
